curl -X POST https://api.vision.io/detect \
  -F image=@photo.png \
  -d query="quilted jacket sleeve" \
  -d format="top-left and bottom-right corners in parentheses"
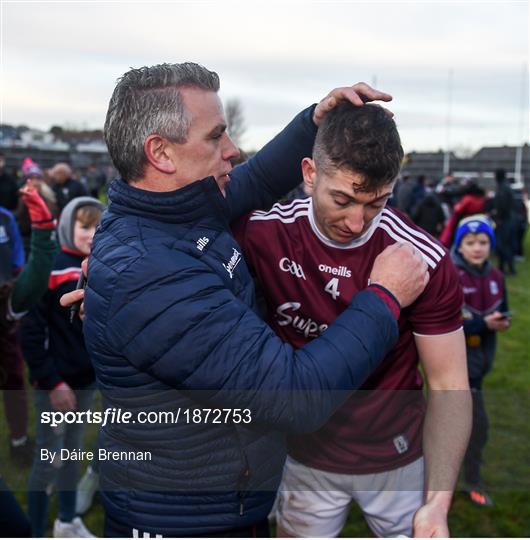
top-left (225, 106), bottom-right (317, 222)
top-left (100, 248), bottom-right (398, 433)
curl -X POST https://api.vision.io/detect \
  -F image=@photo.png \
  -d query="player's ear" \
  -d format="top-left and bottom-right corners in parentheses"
top-left (301, 158), bottom-right (317, 195)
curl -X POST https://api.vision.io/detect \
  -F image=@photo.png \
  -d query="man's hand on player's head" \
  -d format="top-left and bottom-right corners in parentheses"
top-left (369, 242), bottom-right (429, 308)
top-left (313, 82), bottom-right (393, 126)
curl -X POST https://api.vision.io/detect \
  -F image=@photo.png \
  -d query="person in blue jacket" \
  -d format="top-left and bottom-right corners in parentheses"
top-left (80, 62), bottom-right (429, 537)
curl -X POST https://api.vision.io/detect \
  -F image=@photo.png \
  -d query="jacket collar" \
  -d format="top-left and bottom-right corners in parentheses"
top-left (108, 176), bottom-right (229, 225)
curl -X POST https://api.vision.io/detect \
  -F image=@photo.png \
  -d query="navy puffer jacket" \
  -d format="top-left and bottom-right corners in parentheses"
top-left (84, 107), bottom-right (399, 536)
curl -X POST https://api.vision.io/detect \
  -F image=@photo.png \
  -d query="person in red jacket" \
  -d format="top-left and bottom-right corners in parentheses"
top-left (440, 180), bottom-right (486, 247)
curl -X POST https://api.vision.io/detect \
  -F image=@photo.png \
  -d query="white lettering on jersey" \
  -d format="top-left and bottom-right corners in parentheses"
top-left (324, 277), bottom-right (341, 300)
top-left (196, 236), bottom-right (209, 251)
top-left (318, 263), bottom-right (352, 278)
top-left (276, 302), bottom-right (328, 338)
top-left (222, 248), bottom-right (242, 279)
top-left (463, 287), bottom-right (477, 294)
top-left (490, 280), bottom-right (499, 295)
top-left (279, 257), bottom-right (306, 280)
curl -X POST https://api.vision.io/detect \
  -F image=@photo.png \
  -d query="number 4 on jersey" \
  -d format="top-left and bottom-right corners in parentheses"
top-left (324, 277), bottom-right (341, 300)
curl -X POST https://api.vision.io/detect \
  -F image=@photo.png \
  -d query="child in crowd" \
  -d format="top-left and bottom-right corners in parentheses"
top-left (1, 179), bottom-right (57, 537)
top-left (21, 196), bottom-right (104, 537)
top-left (452, 215), bottom-right (511, 508)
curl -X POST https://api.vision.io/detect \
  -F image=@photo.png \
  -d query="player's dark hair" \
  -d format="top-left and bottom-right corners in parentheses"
top-left (313, 103), bottom-right (404, 192)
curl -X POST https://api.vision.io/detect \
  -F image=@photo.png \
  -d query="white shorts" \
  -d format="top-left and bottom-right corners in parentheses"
top-left (276, 456), bottom-right (424, 538)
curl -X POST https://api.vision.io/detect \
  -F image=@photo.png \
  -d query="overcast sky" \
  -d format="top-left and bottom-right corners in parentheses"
top-left (1, 0), bottom-right (528, 153)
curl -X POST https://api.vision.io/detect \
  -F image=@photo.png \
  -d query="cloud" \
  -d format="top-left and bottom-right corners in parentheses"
top-left (2, 0), bottom-right (528, 151)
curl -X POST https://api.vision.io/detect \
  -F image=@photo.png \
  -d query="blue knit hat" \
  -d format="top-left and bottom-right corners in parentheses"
top-left (454, 214), bottom-right (496, 250)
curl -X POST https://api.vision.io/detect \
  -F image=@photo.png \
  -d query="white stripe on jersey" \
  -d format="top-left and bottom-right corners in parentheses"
top-left (381, 209), bottom-right (446, 258)
top-left (253, 198), bottom-right (309, 214)
top-left (378, 222), bottom-right (437, 269)
top-left (250, 199), bottom-right (311, 221)
top-left (250, 208), bottom-right (310, 223)
top-left (379, 215), bottom-right (443, 264)
top-left (50, 266), bottom-right (82, 276)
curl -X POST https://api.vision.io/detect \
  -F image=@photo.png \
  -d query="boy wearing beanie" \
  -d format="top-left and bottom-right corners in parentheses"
top-left (21, 196), bottom-right (104, 537)
top-left (452, 214), bottom-right (511, 508)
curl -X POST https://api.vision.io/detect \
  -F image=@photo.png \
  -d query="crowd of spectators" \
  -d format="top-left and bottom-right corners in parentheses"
top-left (0, 153), bottom-right (107, 536)
top-left (391, 169), bottom-right (528, 272)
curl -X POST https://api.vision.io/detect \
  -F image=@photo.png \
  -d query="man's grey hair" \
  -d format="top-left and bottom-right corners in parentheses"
top-left (104, 62), bottom-right (220, 182)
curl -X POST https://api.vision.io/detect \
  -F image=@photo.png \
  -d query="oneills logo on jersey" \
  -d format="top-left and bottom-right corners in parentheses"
top-left (318, 263), bottom-right (352, 278)
top-left (223, 248), bottom-right (242, 279)
top-left (279, 257), bottom-right (306, 280)
top-left (276, 301), bottom-right (328, 338)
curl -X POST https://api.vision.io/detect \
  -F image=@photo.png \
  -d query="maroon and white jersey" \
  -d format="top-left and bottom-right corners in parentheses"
top-left (233, 197), bottom-right (463, 474)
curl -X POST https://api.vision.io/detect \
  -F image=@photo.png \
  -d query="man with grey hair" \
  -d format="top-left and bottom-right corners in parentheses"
top-left (49, 162), bottom-right (87, 212)
top-left (79, 62), bottom-right (428, 537)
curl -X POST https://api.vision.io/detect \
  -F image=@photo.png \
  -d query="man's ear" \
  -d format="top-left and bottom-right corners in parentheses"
top-left (144, 135), bottom-right (177, 175)
top-left (301, 157), bottom-right (317, 195)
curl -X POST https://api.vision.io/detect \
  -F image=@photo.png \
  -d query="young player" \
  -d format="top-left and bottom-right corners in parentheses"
top-left (234, 103), bottom-right (471, 538)
top-left (452, 215), bottom-right (510, 507)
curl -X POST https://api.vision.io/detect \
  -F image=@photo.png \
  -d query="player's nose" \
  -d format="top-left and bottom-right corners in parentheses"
top-left (343, 206), bottom-right (364, 233)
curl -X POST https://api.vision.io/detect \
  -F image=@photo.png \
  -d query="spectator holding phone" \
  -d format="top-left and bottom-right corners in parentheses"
top-left (452, 215), bottom-right (511, 508)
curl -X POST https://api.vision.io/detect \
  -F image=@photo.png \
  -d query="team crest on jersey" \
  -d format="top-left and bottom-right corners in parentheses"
top-left (0, 225), bottom-right (8, 243)
top-left (222, 248), bottom-right (242, 279)
top-left (461, 307), bottom-right (473, 320)
top-left (393, 434), bottom-right (409, 454)
top-left (489, 280), bottom-right (499, 295)
top-left (279, 257), bottom-right (306, 280)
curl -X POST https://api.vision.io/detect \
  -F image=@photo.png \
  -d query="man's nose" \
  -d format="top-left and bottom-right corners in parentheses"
top-left (343, 206), bottom-right (365, 233)
top-left (223, 134), bottom-right (240, 161)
